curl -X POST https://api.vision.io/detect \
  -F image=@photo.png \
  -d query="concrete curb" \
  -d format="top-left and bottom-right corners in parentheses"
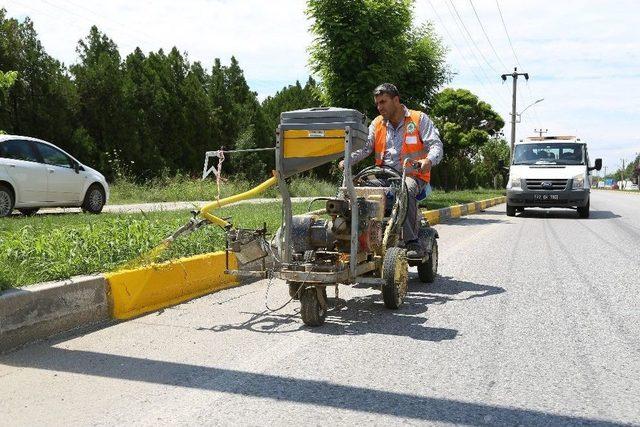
top-left (0, 196), bottom-right (505, 353)
top-left (0, 275), bottom-right (109, 353)
top-left (106, 251), bottom-right (238, 320)
top-left (422, 196), bottom-right (506, 225)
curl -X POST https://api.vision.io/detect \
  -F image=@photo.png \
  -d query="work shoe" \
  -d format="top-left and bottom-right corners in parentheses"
top-left (405, 240), bottom-right (425, 259)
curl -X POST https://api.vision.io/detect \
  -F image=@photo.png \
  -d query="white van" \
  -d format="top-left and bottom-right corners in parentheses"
top-left (505, 136), bottom-right (602, 218)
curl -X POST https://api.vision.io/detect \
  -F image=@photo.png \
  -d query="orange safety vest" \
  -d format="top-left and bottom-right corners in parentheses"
top-left (373, 109), bottom-right (431, 183)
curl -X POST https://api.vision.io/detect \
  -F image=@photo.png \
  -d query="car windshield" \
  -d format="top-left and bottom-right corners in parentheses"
top-left (512, 143), bottom-right (585, 165)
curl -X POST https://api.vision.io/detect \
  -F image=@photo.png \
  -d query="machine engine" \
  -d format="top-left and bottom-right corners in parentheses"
top-left (285, 195), bottom-right (385, 258)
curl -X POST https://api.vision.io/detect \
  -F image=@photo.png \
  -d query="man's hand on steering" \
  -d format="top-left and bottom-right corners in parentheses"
top-left (338, 159), bottom-right (345, 170)
top-left (417, 158), bottom-right (432, 173)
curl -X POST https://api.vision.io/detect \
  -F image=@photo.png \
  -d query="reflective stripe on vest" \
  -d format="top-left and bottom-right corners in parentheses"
top-left (373, 109), bottom-right (431, 183)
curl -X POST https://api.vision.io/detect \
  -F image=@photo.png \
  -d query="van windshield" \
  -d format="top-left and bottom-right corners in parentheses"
top-left (513, 143), bottom-right (585, 165)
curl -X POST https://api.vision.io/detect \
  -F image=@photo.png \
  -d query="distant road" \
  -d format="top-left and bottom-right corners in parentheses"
top-left (1, 191), bottom-right (638, 425)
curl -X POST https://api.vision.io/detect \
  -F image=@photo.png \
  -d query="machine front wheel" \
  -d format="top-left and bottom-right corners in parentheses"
top-left (300, 286), bottom-right (327, 326)
top-left (382, 247), bottom-right (408, 309)
top-left (418, 240), bottom-right (438, 283)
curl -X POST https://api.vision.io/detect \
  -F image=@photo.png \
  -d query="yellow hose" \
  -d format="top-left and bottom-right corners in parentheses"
top-left (199, 175), bottom-right (278, 227)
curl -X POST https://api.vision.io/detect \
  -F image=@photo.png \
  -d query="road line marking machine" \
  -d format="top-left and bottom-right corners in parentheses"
top-left (170, 107), bottom-right (439, 326)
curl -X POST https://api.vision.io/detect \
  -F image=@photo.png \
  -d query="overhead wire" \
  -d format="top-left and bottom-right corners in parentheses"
top-left (426, 0), bottom-right (496, 104)
top-left (441, 0), bottom-right (511, 111)
top-left (495, 0), bottom-right (521, 68)
top-left (494, 0), bottom-right (545, 132)
top-left (448, 0), bottom-right (499, 74)
top-left (468, 0), bottom-right (508, 70)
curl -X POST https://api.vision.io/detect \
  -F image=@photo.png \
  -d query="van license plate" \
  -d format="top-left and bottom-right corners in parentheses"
top-left (534, 194), bottom-right (559, 201)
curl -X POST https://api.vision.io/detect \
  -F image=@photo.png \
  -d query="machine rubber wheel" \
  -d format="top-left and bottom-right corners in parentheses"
top-left (82, 184), bottom-right (105, 214)
top-left (418, 240), bottom-right (438, 284)
top-left (18, 208), bottom-right (39, 216)
top-left (577, 199), bottom-right (590, 218)
top-left (288, 282), bottom-right (301, 300)
top-left (0, 184), bottom-right (14, 217)
top-left (382, 247), bottom-right (408, 309)
top-left (300, 286), bottom-right (327, 327)
top-left (506, 204), bottom-right (516, 217)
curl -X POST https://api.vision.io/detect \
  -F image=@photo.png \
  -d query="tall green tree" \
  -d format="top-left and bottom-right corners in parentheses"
top-left (71, 26), bottom-right (126, 176)
top-left (307, 0), bottom-right (449, 117)
top-left (262, 77), bottom-right (323, 134)
top-left (429, 88), bottom-right (504, 190)
top-left (0, 9), bottom-right (77, 148)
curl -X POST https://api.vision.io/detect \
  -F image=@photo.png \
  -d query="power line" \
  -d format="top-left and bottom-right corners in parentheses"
top-left (495, 0), bottom-right (521, 68)
top-left (426, 0), bottom-right (496, 103)
top-left (448, 0), bottom-right (499, 74)
top-left (442, 0), bottom-right (510, 109)
top-left (468, 0), bottom-right (508, 70)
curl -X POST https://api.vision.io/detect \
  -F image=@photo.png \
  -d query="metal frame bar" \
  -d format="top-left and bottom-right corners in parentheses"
top-left (275, 126), bottom-right (293, 264)
top-left (342, 126), bottom-right (359, 280)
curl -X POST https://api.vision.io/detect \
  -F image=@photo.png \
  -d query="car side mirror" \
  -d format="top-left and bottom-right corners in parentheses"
top-left (73, 161), bottom-right (80, 174)
top-left (589, 158), bottom-right (602, 172)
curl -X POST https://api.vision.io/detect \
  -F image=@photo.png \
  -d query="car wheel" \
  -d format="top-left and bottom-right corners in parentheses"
top-left (18, 208), bottom-right (40, 216)
top-left (0, 184), bottom-right (14, 217)
top-left (82, 184), bottom-right (105, 214)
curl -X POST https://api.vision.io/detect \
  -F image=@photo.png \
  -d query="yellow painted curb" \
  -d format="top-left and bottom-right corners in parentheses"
top-left (450, 205), bottom-right (463, 218)
top-left (105, 251), bottom-right (238, 320)
top-left (424, 210), bottom-right (440, 224)
top-left (466, 202), bottom-right (477, 214)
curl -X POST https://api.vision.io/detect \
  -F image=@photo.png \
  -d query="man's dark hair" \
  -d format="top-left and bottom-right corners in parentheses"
top-left (373, 83), bottom-right (400, 99)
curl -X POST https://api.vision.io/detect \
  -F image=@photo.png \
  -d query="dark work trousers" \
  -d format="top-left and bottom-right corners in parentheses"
top-left (362, 175), bottom-right (430, 243)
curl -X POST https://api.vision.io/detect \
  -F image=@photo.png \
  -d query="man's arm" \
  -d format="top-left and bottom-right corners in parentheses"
top-left (340, 122), bottom-right (375, 168)
top-left (419, 112), bottom-right (443, 166)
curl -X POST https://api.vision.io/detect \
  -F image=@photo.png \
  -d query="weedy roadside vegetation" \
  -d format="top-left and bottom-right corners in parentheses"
top-left (0, 175), bottom-right (504, 290)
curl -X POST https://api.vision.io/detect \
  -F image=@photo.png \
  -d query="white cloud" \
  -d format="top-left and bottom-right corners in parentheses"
top-left (3, 0), bottom-right (640, 171)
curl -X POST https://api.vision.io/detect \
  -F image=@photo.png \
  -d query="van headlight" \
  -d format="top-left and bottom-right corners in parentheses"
top-left (508, 175), bottom-right (521, 189)
top-left (572, 174), bottom-right (585, 190)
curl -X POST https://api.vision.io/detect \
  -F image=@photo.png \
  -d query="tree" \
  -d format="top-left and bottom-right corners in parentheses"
top-left (0, 70), bottom-right (17, 133)
top-left (71, 26), bottom-right (126, 177)
top-left (429, 88), bottom-right (504, 190)
top-left (307, 0), bottom-right (449, 117)
top-left (0, 9), bottom-right (77, 147)
top-left (262, 76), bottom-right (323, 135)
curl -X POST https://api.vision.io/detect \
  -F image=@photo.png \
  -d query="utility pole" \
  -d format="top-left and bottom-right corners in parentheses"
top-left (621, 159), bottom-right (626, 189)
top-left (534, 128), bottom-right (548, 138)
top-left (501, 67), bottom-right (529, 162)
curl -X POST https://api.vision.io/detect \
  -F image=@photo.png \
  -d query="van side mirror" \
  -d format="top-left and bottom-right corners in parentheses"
top-left (590, 158), bottom-right (602, 172)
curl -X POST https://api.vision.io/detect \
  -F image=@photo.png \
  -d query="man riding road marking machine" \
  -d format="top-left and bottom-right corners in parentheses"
top-left (211, 107), bottom-right (439, 326)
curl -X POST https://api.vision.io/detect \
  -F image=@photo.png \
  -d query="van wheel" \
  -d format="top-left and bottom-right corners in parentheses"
top-left (82, 184), bottom-right (105, 214)
top-left (18, 208), bottom-right (39, 216)
top-left (0, 184), bottom-right (14, 217)
top-left (577, 199), bottom-right (590, 218)
top-left (506, 204), bottom-right (516, 217)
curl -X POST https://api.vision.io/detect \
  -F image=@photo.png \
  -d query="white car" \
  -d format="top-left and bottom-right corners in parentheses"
top-left (0, 135), bottom-right (109, 217)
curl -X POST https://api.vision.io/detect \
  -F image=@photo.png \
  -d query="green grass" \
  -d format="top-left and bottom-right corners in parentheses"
top-left (0, 185), bottom-right (505, 290)
top-left (109, 175), bottom-right (339, 204)
top-left (420, 188), bottom-right (505, 210)
top-left (0, 202), bottom-right (309, 290)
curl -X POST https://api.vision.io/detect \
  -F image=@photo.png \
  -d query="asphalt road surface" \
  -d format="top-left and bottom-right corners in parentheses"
top-left (1, 190), bottom-right (638, 426)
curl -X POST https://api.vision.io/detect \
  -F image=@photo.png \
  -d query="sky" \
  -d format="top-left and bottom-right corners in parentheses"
top-left (3, 0), bottom-right (640, 174)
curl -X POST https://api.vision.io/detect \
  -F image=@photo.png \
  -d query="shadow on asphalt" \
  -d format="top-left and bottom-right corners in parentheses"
top-left (196, 276), bottom-right (504, 342)
top-left (516, 209), bottom-right (621, 220)
top-left (0, 346), bottom-right (622, 426)
top-left (443, 215), bottom-right (507, 226)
